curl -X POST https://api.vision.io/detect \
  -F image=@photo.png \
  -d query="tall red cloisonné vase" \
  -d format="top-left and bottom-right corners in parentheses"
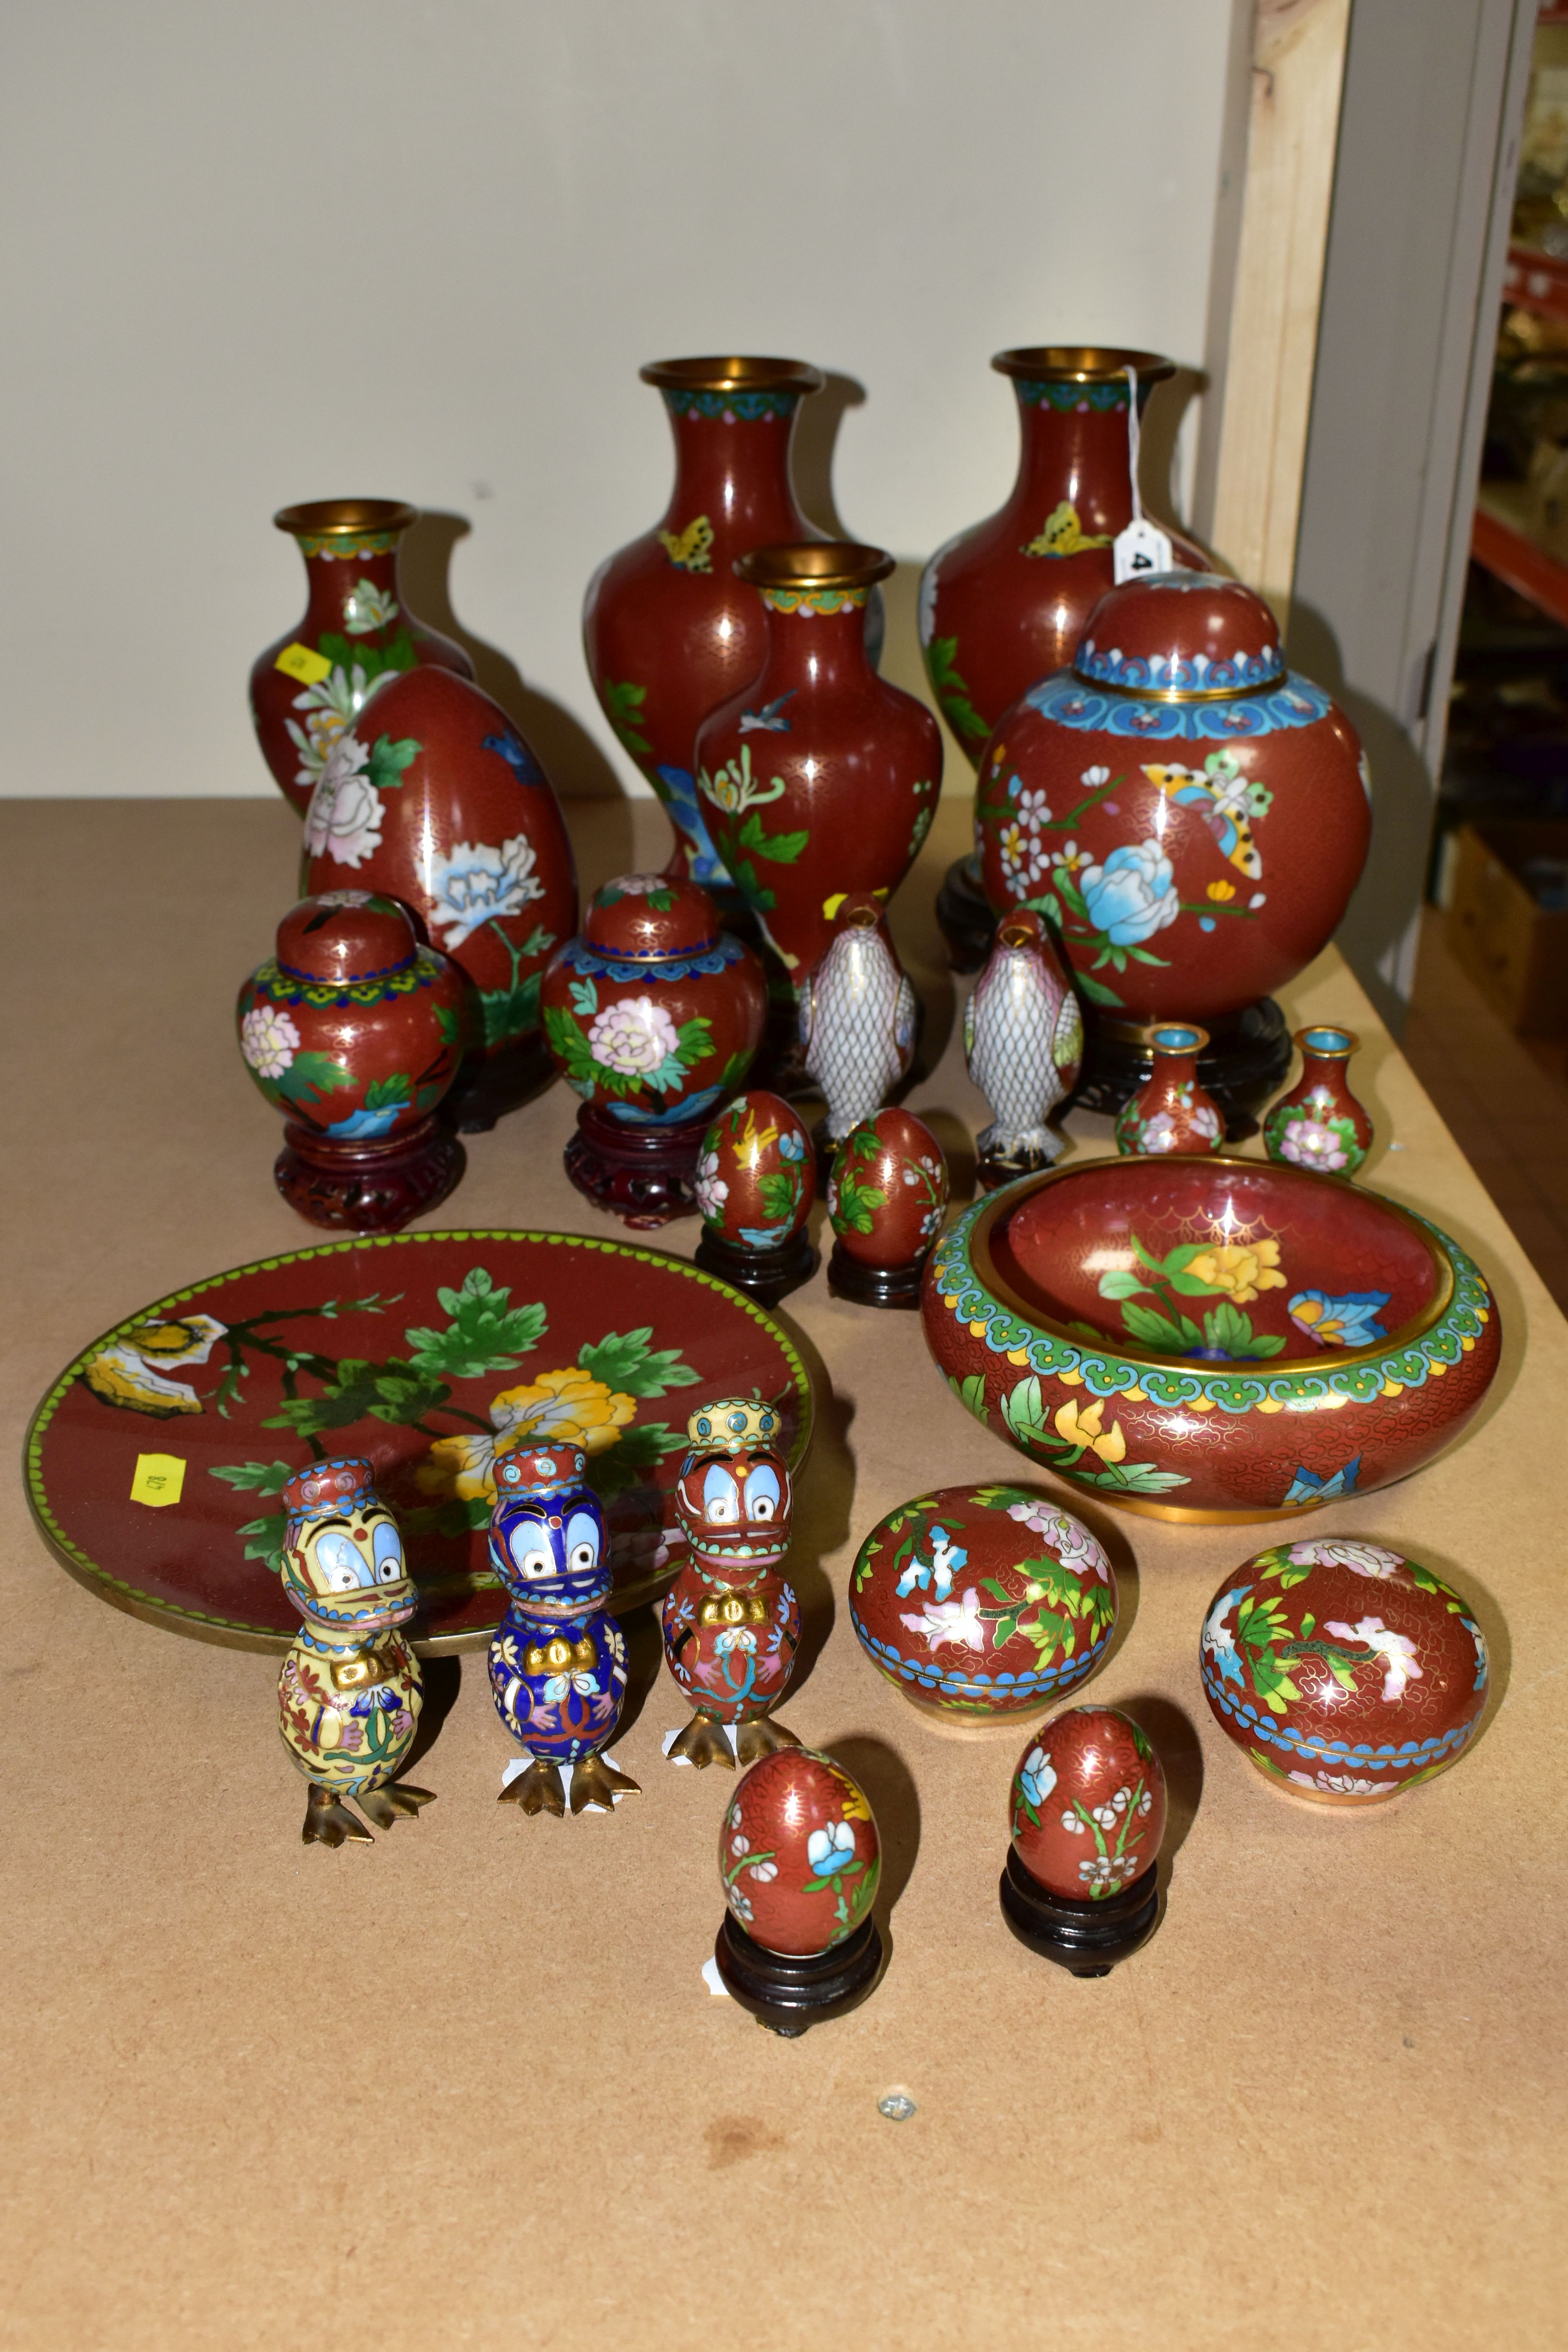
top-left (250, 499), bottom-right (474, 818)
top-left (582, 356), bottom-right (825, 896)
top-left (300, 666), bottom-right (578, 1132)
top-left (918, 349), bottom-right (1205, 969)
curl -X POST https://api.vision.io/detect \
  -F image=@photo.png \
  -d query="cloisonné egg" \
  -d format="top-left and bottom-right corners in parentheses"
top-left (850, 1483), bottom-right (1118, 1722)
top-left (1200, 1537), bottom-right (1489, 1806)
top-left (720, 1749), bottom-right (880, 1956)
top-left (695, 1091), bottom-right (816, 1247)
top-left (828, 1107), bottom-right (949, 1270)
top-left (1009, 1706), bottom-right (1166, 1900)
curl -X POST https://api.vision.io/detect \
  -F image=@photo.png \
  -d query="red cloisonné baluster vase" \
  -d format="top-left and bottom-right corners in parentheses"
top-left (1200, 1538), bottom-right (1489, 1807)
top-left (1002, 1705), bottom-right (1166, 1974)
top-left (975, 572), bottom-right (1370, 1124)
top-left (660, 1395), bottom-right (802, 1769)
top-left (693, 1089), bottom-right (818, 1305)
top-left (540, 873), bottom-right (767, 1228)
top-left (713, 1747), bottom-right (884, 2034)
top-left (920, 348), bottom-right (1205, 971)
top-left (299, 665), bottom-right (578, 1132)
top-left (827, 1106), bottom-right (949, 1309)
top-left (250, 499), bottom-right (474, 818)
top-left (582, 356), bottom-right (825, 898)
top-left (964, 907), bottom-right (1084, 1189)
top-left (238, 891), bottom-right (466, 1233)
top-left (1264, 1025), bottom-right (1374, 1177)
top-left (1114, 1022), bottom-right (1224, 1155)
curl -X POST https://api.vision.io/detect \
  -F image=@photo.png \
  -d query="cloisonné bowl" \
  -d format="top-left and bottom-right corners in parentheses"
top-left (921, 1157), bottom-right (1500, 1523)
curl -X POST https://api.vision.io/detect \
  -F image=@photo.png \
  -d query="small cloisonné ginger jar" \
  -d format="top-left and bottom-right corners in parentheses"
top-left (1264, 1025), bottom-right (1374, 1178)
top-left (827, 1107), bottom-right (949, 1308)
top-left (1200, 1537), bottom-right (1489, 1806)
top-left (720, 1748), bottom-right (880, 1957)
top-left (1009, 1706), bottom-right (1167, 1900)
top-left (850, 1484), bottom-right (1118, 1723)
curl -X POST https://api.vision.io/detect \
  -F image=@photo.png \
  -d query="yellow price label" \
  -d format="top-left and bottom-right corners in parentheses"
top-left (131, 1453), bottom-right (186, 1508)
top-left (274, 641), bottom-right (333, 686)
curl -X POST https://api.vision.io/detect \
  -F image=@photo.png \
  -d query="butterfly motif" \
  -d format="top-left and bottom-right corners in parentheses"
top-left (1143, 753), bottom-right (1269, 882)
top-left (739, 691), bottom-right (796, 734)
top-left (657, 514), bottom-right (714, 573)
top-left (1021, 499), bottom-right (1113, 559)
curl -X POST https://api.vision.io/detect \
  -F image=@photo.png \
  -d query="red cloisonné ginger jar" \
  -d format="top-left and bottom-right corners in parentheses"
top-left (1114, 1022), bottom-right (1225, 1156)
top-left (923, 1156), bottom-right (1501, 1522)
top-left (849, 1483), bottom-right (1117, 1724)
top-left (1200, 1537), bottom-right (1490, 1806)
top-left (250, 499), bottom-right (473, 818)
top-left (1264, 1024), bottom-right (1374, 1178)
top-left (583, 356), bottom-right (825, 893)
top-left (828, 1107), bottom-right (949, 1308)
top-left (695, 542), bottom-right (942, 999)
top-left (692, 1090), bottom-right (817, 1304)
top-left (720, 1749), bottom-right (880, 1956)
top-left (300, 665), bottom-right (578, 1131)
top-left (974, 572), bottom-right (1370, 1119)
top-left (237, 892), bottom-right (466, 1232)
top-left (1009, 1706), bottom-right (1167, 1900)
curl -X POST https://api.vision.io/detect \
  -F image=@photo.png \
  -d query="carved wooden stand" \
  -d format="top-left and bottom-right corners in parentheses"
top-left (275, 1117), bottom-right (464, 1235)
top-left (563, 1103), bottom-right (710, 1228)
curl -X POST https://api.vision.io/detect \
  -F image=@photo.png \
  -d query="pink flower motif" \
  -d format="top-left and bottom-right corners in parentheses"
top-left (587, 995), bottom-right (681, 1077)
top-left (240, 1004), bottom-right (300, 1078)
top-left (304, 736), bottom-right (384, 869)
top-left (1140, 1110), bottom-right (1180, 1153)
top-left (1281, 1117), bottom-right (1347, 1172)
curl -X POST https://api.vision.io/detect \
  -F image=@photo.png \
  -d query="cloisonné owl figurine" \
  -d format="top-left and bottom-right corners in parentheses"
top-left (660, 1396), bottom-right (802, 1768)
top-left (964, 909), bottom-right (1084, 1188)
top-left (487, 1442), bottom-right (639, 1816)
top-left (276, 1457), bottom-right (435, 1848)
top-left (798, 895), bottom-right (918, 1145)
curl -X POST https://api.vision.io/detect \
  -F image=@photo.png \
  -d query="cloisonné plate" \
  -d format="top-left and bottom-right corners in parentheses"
top-left (25, 1229), bottom-right (813, 1654)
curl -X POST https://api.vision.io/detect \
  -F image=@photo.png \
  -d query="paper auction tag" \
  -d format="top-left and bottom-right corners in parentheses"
top-left (1114, 517), bottom-right (1174, 583)
top-left (131, 1454), bottom-right (186, 1508)
top-left (274, 642), bottom-right (333, 686)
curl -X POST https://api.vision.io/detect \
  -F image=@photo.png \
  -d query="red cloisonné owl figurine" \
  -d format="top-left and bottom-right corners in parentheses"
top-left (661, 1395), bottom-right (802, 1768)
top-left (276, 1457), bottom-right (436, 1847)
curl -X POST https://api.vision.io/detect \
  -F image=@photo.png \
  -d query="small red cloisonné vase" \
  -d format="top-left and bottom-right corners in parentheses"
top-left (1114, 1022), bottom-right (1224, 1156)
top-left (827, 1106), bottom-right (949, 1309)
top-left (799, 893), bottom-right (920, 1147)
top-left (299, 665), bottom-right (579, 1132)
top-left (276, 1457), bottom-right (435, 1847)
top-left (1200, 1537), bottom-right (1489, 1807)
top-left (660, 1396), bottom-right (802, 1769)
top-left (713, 1748), bottom-right (885, 2034)
top-left (238, 892), bottom-right (466, 1233)
top-left (540, 873), bottom-right (767, 1228)
top-left (964, 909), bottom-right (1085, 1188)
top-left (250, 499), bottom-right (473, 818)
top-left (692, 1089), bottom-right (817, 1305)
top-left (1264, 1025), bottom-right (1373, 1178)
top-left (583, 356), bottom-right (825, 893)
top-left (1001, 1705), bottom-right (1166, 1975)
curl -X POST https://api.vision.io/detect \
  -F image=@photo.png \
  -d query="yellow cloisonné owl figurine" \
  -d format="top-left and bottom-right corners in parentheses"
top-left (276, 1458), bottom-right (435, 1847)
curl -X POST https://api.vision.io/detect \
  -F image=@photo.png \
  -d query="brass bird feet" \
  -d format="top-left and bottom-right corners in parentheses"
top-left (667, 1714), bottom-right (740, 1769)
top-left (568, 1752), bottom-right (642, 1814)
top-left (499, 1758), bottom-right (567, 1817)
top-left (735, 1715), bottom-right (802, 1765)
top-left (303, 1780), bottom-right (436, 1845)
top-left (357, 1782), bottom-right (436, 1831)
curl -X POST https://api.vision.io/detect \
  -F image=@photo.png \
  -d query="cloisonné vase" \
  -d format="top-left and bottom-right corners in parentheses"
top-left (251, 498), bottom-right (474, 818)
top-left (299, 665), bottom-right (578, 1132)
top-left (713, 1748), bottom-right (884, 2033)
top-left (238, 891), bottom-right (466, 1232)
top-left (974, 572), bottom-right (1370, 1122)
top-left (1263, 1025), bottom-right (1374, 1177)
top-left (827, 1106), bottom-right (949, 1309)
top-left (1002, 1706), bottom-right (1165, 1973)
top-left (964, 908), bottom-right (1084, 1188)
top-left (582, 355), bottom-right (824, 892)
top-left (1114, 1022), bottom-right (1224, 1156)
top-left (918, 348), bottom-right (1203, 969)
top-left (692, 1089), bottom-right (818, 1304)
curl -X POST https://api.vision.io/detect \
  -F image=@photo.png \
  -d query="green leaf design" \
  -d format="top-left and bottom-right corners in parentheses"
top-left (1085, 1459), bottom-right (1191, 1495)
top-left (584, 1420), bottom-right (686, 1501)
top-left (237, 1511), bottom-right (288, 1572)
top-left (832, 1171), bottom-right (887, 1234)
top-left (1122, 1301), bottom-right (1200, 1352)
top-left (602, 678), bottom-right (652, 758)
top-left (1096, 1267), bottom-right (1148, 1300)
top-left (363, 1073), bottom-right (412, 1112)
top-left (262, 1356), bottom-right (451, 1437)
top-left (568, 977), bottom-right (599, 1018)
top-left (209, 1460), bottom-right (296, 1495)
top-left (272, 1051), bottom-right (357, 1110)
top-left (734, 810), bottom-right (808, 865)
top-left (924, 635), bottom-right (991, 742)
top-left (1072, 967), bottom-right (1123, 1008)
top-left (402, 1267), bottom-right (548, 1379)
top-left (956, 1371), bottom-right (987, 1416)
top-left (757, 1170), bottom-right (799, 1223)
top-left (366, 733), bottom-right (421, 791)
top-left (576, 1328), bottom-right (699, 1398)
top-left (479, 969), bottom-right (542, 1048)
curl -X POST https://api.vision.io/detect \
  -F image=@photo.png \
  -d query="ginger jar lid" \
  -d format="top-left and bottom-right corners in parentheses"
top-left (276, 892), bottom-right (419, 983)
top-left (582, 872), bottom-right (721, 962)
top-left (1074, 572), bottom-right (1285, 699)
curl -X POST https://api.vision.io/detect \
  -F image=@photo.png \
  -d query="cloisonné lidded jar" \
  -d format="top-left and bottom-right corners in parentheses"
top-left (1009, 1706), bottom-right (1167, 1900)
top-left (583, 355), bottom-right (825, 891)
top-left (720, 1748), bottom-right (880, 1956)
top-left (849, 1484), bottom-right (1118, 1722)
top-left (1264, 1025), bottom-right (1374, 1178)
top-left (251, 498), bottom-right (474, 818)
top-left (1200, 1537), bottom-right (1490, 1806)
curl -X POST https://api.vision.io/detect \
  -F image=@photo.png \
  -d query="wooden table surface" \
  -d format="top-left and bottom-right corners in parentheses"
top-left (2, 793), bottom-right (1561, 2351)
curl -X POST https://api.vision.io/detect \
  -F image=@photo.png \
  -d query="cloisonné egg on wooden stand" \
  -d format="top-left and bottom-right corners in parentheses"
top-left (1200, 1536), bottom-right (1490, 1806)
top-left (1001, 1706), bottom-right (1166, 1974)
top-left (827, 1107), bottom-right (949, 1309)
top-left (712, 1749), bottom-right (884, 2034)
top-left (849, 1484), bottom-right (1118, 1726)
top-left (692, 1089), bottom-right (818, 1305)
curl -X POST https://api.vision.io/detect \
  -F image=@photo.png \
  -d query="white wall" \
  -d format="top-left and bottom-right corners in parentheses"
top-left (0, 0), bottom-right (1236, 799)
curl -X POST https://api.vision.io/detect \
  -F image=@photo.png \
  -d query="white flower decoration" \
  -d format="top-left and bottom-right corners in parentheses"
top-left (1288, 1770), bottom-right (1398, 1796)
top-left (1141, 1110), bottom-right (1180, 1153)
top-left (1325, 1615), bottom-right (1423, 1703)
top-left (806, 1820), bottom-right (856, 1877)
top-left (588, 995), bottom-right (681, 1077)
top-left (694, 1149), bottom-right (729, 1223)
top-left (340, 579), bottom-right (399, 635)
top-left (898, 1585), bottom-right (984, 1654)
top-left (240, 1004), bottom-right (300, 1078)
top-left (304, 736), bottom-right (384, 869)
top-left (428, 834), bottom-right (544, 950)
top-left (1288, 1540), bottom-right (1403, 1580)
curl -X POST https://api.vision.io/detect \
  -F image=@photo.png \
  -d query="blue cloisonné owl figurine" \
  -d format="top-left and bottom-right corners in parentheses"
top-left (487, 1441), bottom-right (639, 1817)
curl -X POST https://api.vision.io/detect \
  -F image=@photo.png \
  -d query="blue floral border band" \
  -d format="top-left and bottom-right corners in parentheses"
top-left (1023, 669), bottom-right (1334, 743)
top-left (854, 1618), bottom-right (1110, 1704)
top-left (1201, 1661), bottom-right (1479, 1771)
top-left (661, 388), bottom-right (800, 420)
top-left (563, 933), bottom-right (744, 985)
top-left (251, 955), bottom-right (442, 1009)
top-left (1014, 380), bottom-right (1134, 413)
top-left (1075, 639), bottom-right (1285, 692)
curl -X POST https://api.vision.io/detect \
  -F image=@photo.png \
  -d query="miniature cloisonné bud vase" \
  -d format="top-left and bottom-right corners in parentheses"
top-left (1114, 1022), bottom-right (1224, 1156)
top-left (583, 355), bottom-right (825, 893)
top-left (276, 1456), bottom-right (436, 1847)
top-left (720, 1749), bottom-right (880, 1957)
top-left (850, 1484), bottom-right (1118, 1724)
top-left (238, 891), bottom-right (466, 1233)
top-left (692, 1089), bottom-right (818, 1304)
top-left (827, 1107), bottom-right (949, 1309)
top-left (541, 873), bottom-right (768, 1227)
top-left (964, 908), bottom-right (1085, 1187)
top-left (299, 664), bottom-right (579, 1131)
top-left (1263, 1025), bottom-right (1374, 1177)
top-left (1009, 1706), bottom-right (1166, 1902)
top-left (799, 893), bottom-right (919, 1145)
top-left (1200, 1537), bottom-right (1489, 1807)
top-left (250, 499), bottom-right (474, 819)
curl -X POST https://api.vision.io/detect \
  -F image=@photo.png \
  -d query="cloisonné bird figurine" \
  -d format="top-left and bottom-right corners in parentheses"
top-left (798, 893), bottom-right (918, 1145)
top-left (964, 908), bottom-right (1083, 1187)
